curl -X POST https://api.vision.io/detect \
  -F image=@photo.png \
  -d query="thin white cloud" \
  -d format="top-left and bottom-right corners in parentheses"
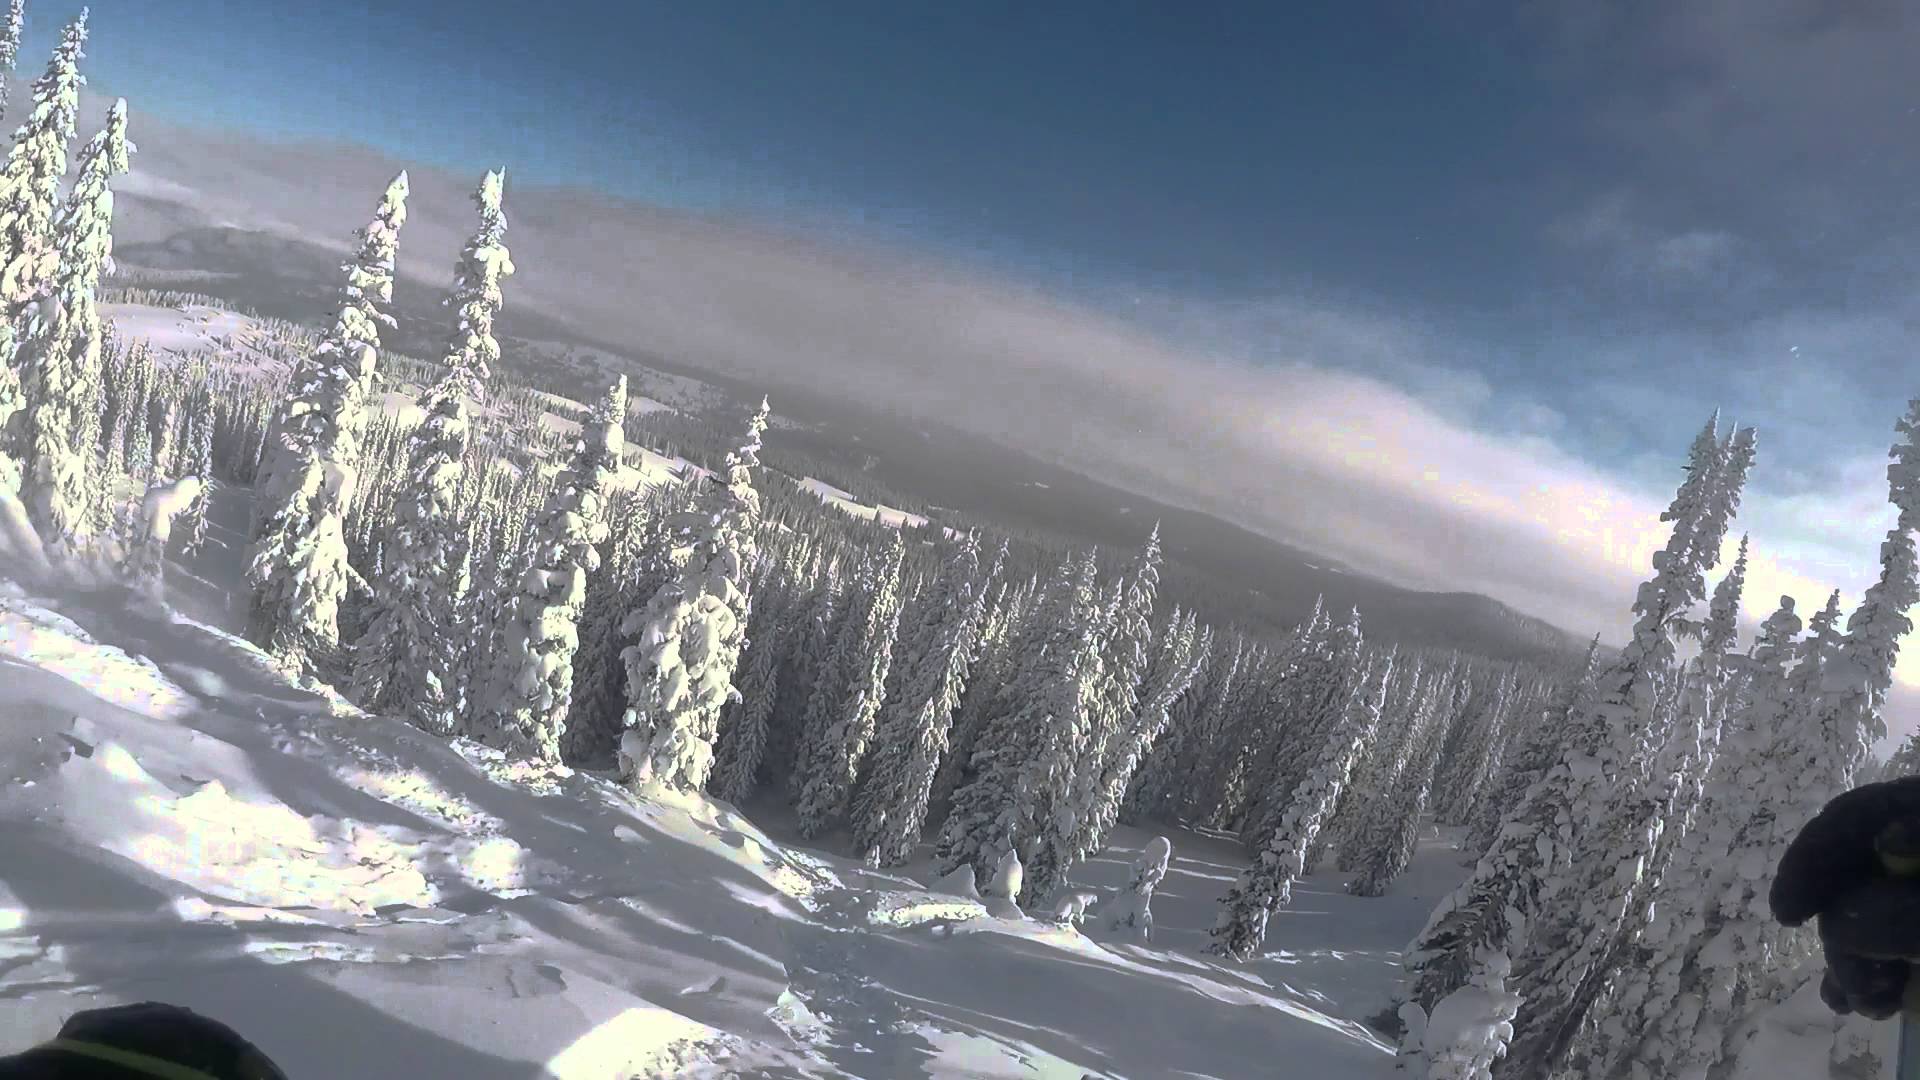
top-left (1550, 189), bottom-right (1742, 283)
top-left (115, 166), bottom-right (198, 205)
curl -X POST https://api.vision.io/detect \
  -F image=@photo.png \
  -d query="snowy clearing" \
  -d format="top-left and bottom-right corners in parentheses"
top-left (797, 476), bottom-right (932, 531)
top-left (103, 302), bottom-right (286, 373)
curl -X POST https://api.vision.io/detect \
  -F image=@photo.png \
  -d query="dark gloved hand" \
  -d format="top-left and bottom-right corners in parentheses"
top-left (0, 1001), bottom-right (288, 1079)
top-left (1771, 776), bottom-right (1920, 1019)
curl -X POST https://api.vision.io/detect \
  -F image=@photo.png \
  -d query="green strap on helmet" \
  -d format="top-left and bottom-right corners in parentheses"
top-left (42, 1038), bottom-right (226, 1080)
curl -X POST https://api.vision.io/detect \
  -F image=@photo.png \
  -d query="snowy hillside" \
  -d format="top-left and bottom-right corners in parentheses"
top-left (0, 574), bottom-right (1456, 1078)
top-left (794, 476), bottom-right (938, 532)
top-left (101, 302), bottom-right (278, 366)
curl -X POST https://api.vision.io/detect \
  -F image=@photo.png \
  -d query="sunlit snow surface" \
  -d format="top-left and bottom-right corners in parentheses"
top-left (3, 567), bottom-right (1473, 1078)
top-left (99, 303), bottom-right (283, 371)
top-left (797, 477), bottom-right (932, 531)
top-left (795, 477), bottom-right (962, 541)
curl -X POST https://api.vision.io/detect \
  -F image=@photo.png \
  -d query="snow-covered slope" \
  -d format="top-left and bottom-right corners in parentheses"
top-left (796, 476), bottom-right (932, 531)
top-left (0, 569), bottom-right (1459, 1077)
top-left (102, 301), bottom-right (286, 371)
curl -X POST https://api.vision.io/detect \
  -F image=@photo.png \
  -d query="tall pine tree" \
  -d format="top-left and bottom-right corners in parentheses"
top-left (795, 529), bottom-right (907, 837)
top-left (0, 0), bottom-right (26, 132)
top-left (247, 172), bottom-right (408, 673)
top-left (1404, 416), bottom-right (1733, 1027)
top-left (1212, 643), bottom-right (1390, 959)
top-left (852, 533), bottom-right (986, 866)
top-left (0, 10), bottom-right (84, 318)
top-left (1503, 422), bottom-right (1754, 1077)
top-left (17, 96), bottom-right (127, 558)
top-left (352, 170), bottom-right (512, 734)
top-left (485, 378), bottom-right (625, 762)
top-left (936, 552), bottom-right (1102, 900)
top-left (618, 400), bottom-right (768, 792)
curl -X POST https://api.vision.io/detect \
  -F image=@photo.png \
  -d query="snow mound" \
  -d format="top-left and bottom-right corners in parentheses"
top-left (55, 748), bottom-right (438, 915)
top-left (866, 891), bottom-right (988, 929)
top-left (1722, 964), bottom-right (1893, 1080)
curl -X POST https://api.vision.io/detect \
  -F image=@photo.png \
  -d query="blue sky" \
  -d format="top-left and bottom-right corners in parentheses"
top-left (72, 3), bottom-right (1916, 476)
top-left (38, 1), bottom-right (1920, 607)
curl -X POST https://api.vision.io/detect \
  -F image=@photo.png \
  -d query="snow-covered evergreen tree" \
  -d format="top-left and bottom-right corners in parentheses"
top-left (795, 530), bottom-right (906, 837)
top-left (928, 562), bottom-right (1030, 814)
top-left (1068, 527), bottom-right (1162, 838)
top-left (1245, 605), bottom-right (1366, 854)
top-left (792, 544), bottom-right (873, 798)
top-left (1702, 535), bottom-right (1750, 668)
top-left (1138, 632), bottom-right (1242, 824)
top-left (1080, 608), bottom-right (1204, 853)
top-left (1565, 594), bottom-right (1801, 1080)
top-left (1433, 668), bottom-right (1517, 827)
top-left (1686, 404), bottom-right (1920, 1035)
top-left (124, 474), bottom-right (200, 589)
top-left (1453, 678), bottom-right (1532, 844)
top-left (1464, 639), bottom-right (1598, 859)
top-left (566, 490), bottom-right (678, 766)
top-left (247, 172), bottom-right (408, 672)
top-left (90, 349), bottom-right (129, 537)
top-left (1193, 640), bottom-right (1283, 830)
top-left (179, 403), bottom-right (214, 557)
top-left (0, 0), bottom-right (26, 131)
top-left (1644, 532), bottom-right (1751, 883)
top-left (1501, 419), bottom-right (1752, 1076)
top-left (254, 171), bottom-right (407, 511)
top-left (1231, 603), bottom-right (1334, 841)
top-left (1888, 729), bottom-right (1920, 777)
top-left (1107, 834), bottom-right (1172, 941)
top-left (351, 170), bottom-right (511, 735)
top-left (1816, 396), bottom-right (1920, 801)
top-left (484, 378), bottom-right (624, 762)
top-left (770, 547), bottom-right (844, 797)
top-left (1012, 551), bottom-right (1114, 907)
top-left (1399, 948), bottom-right (1521, 1080)
top-left (710, 536), bottom-right (809, 802)
top-left (1348, 666), bottom-right (1456, 898)
top-left (1632, 449), bottom-right (1757, 899)
top-left (150, 393), bottom-right (177, 481)
top-left (1211, 645), bottom-right (1392, 959)
top-left (127, 374), bottom-right (151, 485)
top-left (617, 400), bottom-right (767, 792)
top-left (1404, 417), bottom-right (1732, 1026)
top-left (0, 10), bottom-right (84, 317)
top-left (0, 318), bottom-right (31, 563)
top-left (852, 532), bottom-right (985, 866)
top-left (1122, 621), bottom-right (1216, 819)
top-left (1340, 657), bottom-right (1448, 869)
top-left (935, 552), bottom-right (1103, 899)
top-left (1331, 668), bottom-right (1409, 864)
top-left (14, 90), bottom-right (123, 560)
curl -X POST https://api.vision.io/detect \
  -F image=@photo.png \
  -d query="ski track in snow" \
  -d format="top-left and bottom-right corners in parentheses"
top-left (0, 564), bottom-right (1455, 1078)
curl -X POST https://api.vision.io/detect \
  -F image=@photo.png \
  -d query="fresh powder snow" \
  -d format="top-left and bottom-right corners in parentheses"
top-left (0, 572), bottom-right (1461, 1077)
